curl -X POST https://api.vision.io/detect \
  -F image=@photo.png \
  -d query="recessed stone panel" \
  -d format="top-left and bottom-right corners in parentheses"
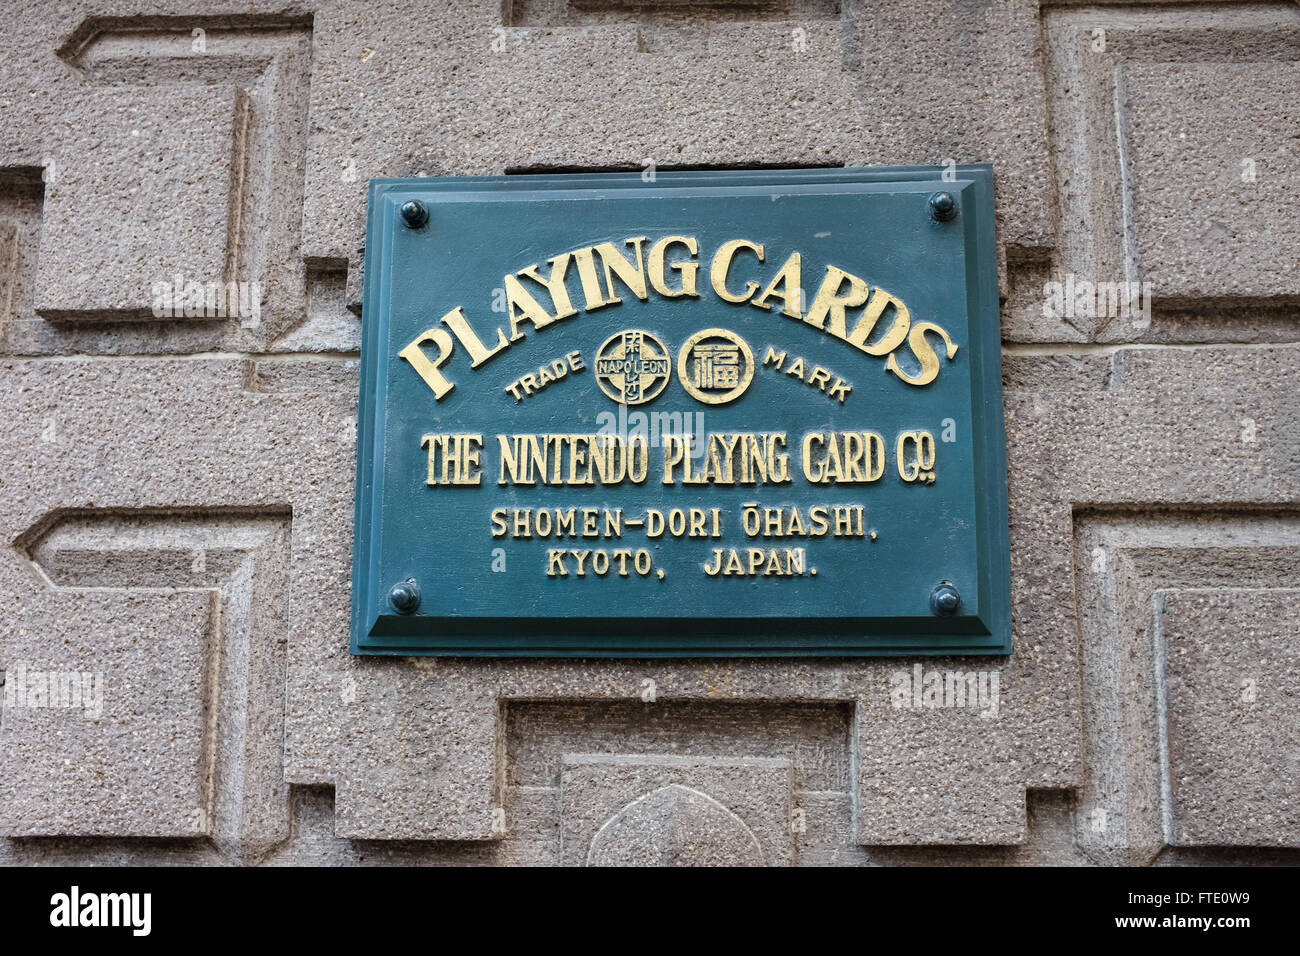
top-left (34, 86), bottom-right (240, 319)
top-left (1161, 588), bottom-right (1300, 847)
top-left (560, 754), bottom-right (793, 866)
top-left (0, 587), bottom-right (213, 837)
top-left (1125, 62), bottom-right (1300, 300)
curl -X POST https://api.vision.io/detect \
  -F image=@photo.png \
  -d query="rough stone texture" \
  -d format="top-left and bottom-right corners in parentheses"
top-left (1161, 590), bottom-right (1300, 848)
top-left (561, 755), bottom-right (793, 866)
top-left (1124, 62), bottom-right (1300, 301)
top-left (0, 12), bottom-right (313, 352)
top-left (1033, 4), bottom-right (1300, 344)
top-left (0, 587), bottom-right (212, 838)
top-left (0, 0), bottom-right (1297, 866)
top-left (34, 85), bottom-right (239, 318)
top-left (300, 0), bottom-right (1054, 304)
top-left (1070, 511), bottom-right (1300, 865)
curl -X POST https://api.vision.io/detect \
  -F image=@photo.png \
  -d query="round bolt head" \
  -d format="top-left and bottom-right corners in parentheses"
top-left (928, 191), bottom-right (958, 222)
top-left (400, 200), bottom-right (428, 229)
top-left (930, 581), bottom-right (961, 615)
top-left (389, 578), bottom-right (421, 614)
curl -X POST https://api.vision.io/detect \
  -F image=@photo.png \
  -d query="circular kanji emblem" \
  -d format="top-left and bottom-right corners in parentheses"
top-left (593, 330), bottom-right (672, 405)
top-left (677, 328), bottom-right (754, 405)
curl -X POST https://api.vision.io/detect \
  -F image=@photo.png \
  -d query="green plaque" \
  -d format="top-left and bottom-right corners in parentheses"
top-left (352, 166), bottom-right (1011, 656)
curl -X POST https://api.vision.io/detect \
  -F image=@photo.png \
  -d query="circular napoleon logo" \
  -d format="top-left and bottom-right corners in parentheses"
top-left (594, 330), bottom-right (672, 405)
top-left (677, 328), bottom-right (755, 405)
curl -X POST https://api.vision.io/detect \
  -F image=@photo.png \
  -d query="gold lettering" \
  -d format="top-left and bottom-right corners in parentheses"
top-left (751, 252), bottom-right (803, 318)
top-left (421, 433), bottom-right (482, 486)
top-left (594, 237), bottom-right (650, 304)
top-left (647, 236), bottom-right (700, 298)
top-left (570, 246), bottom-right (611, 311)
top-left (886, 322), bottom-right (958, 386)
top-left (440, 306), bottom-right (509, 367)
top-left (399, 327), bottom-right (456, 399)
top-left (847, 287), bottom-right (911, 356)
top-left (504, 274), bottom-right (561, 342)
top-left (516, 253), bottom-right (578, 322)
top-left (804, 266), bottom-right (869, 337)
top-left (710, 239), bottom-right (765, 303)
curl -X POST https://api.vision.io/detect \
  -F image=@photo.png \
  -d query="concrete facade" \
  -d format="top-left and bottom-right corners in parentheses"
top-left (0, 0), bottom-right (1296, 865)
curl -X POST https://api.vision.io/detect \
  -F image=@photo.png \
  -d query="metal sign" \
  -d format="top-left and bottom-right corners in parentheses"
top-left (352, 166), bottom-right (1011, 656)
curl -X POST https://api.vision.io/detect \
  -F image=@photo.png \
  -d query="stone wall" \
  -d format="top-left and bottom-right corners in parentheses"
top-left (0, 0), bottom-right (1296, 865)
